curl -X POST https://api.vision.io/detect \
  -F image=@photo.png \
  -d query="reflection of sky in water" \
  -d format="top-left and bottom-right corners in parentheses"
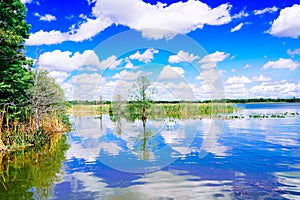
top-left (57, 103), bottom-right (300, 199)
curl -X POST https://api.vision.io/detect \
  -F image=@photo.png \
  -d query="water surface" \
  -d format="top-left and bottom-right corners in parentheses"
top-left (1, 103), bottom-right (300, 199)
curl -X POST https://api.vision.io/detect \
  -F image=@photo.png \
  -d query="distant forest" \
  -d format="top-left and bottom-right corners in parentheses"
top-left (69, 97), bottom-right (300, 105)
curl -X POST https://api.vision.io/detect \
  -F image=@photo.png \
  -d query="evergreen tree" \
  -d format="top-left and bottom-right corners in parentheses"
top-left (0, 0), bottom-right (33, 109)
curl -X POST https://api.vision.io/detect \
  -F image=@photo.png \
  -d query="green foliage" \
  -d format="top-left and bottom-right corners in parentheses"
top-left (0, 1), bottom-right (71, 150)
top-left (0, 0), bottom-right (33, 109)
top-left (129, 76), bottom-right (154, 121)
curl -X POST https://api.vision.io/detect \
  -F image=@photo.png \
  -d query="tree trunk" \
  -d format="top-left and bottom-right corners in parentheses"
top-left (35, 108), bottom-right (39, 131)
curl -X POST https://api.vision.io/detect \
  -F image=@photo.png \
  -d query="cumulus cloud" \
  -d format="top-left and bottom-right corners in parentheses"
top-left (27, 0), bottom-right (232, 45)
top-left (48, 71), bottom-right (70, 84)
top-left (71, 73), bottom-right (105, 100)
top-left (112, 70), bottom-right (150, 80)
top-left (129, 48), bottom-right (158, 63)
top-left (38, 50), bottom-right (120, 72)
top-left (21, 0), bottom-right (32, 3)
top-left (92, 0), bottom-right (232, 39)
top-left (98, 55), bottom-right (121, 70)
top-left (27, 30), bottom-right (68, 45)
top-left (197, 69), bottom-right (220, 83)
top-left (253, 6), bottom-right (278, 15)
top-left (250, 81), bottom-right (300, 98)
top-left (244, 64), bottom-right (251, 69)
top-left (34, 13), bottom-right (57, 22)
top-left (231, 23), bottom-right (244, 32)
top-left (268, 4), bottom-right (300, 38)
top-left (287, 48), bottom-right (300, 58)
top-left (225, 76), bottom-right (252, 84)
top-left (262, 58), bottom-right (299, 71)
top-left (168, 50), bottom-right (199, 63)
top-left (124, 58), bottom-right (138, 69)
top-left (225, 83), bottom-right (249, 99)
top-left (26, 16), bottom-right (112, 45)
top-left (199, 51), bottom-right (230, 64)
top-left (252, 75), bottom-right (271, 82)
top-left (232, 10), bottom-right (249, 19)
top-left (158, 65), bottom-right (185, 80)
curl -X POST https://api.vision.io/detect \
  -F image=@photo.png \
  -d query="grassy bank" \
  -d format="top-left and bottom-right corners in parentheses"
top-left (0, 109), bottom-right (71, 151)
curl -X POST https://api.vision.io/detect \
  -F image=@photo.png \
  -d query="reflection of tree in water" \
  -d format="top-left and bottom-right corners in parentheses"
top-left (109, 76), bottom-right (155, 160)
top-left (0, 134), bottom-right (69, 199)
top-left (136, 118), bottom-right (154, 160)
top-left (109, 94), bottom-right (126, 135)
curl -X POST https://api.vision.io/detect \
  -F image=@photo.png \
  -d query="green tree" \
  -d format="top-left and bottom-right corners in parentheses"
top-left (0, 0), bottom-right (33, 109)
top-left (129, 76), bottom-right (154, 121)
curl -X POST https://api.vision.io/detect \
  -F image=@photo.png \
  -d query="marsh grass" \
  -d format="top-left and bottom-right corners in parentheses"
top-left (0, 108), bottom-right (71, 151)
top-left (71, 102), bottom-right (238, 120)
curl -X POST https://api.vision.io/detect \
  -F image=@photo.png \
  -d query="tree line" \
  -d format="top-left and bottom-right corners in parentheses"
top-left (0, 0), bottom-right (70, 151)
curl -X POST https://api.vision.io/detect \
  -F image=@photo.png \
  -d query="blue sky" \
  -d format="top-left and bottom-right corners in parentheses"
top-left (22, 0), bottom-right (300, 100)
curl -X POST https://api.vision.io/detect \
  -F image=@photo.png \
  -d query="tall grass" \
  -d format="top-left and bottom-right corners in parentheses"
top-left (71, 102), bottom-right (238, 120)
top-left (0, 107), bottom-right (71, 151)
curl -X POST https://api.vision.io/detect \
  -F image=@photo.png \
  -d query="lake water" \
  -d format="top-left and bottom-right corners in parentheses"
top-left (1, 103), bottom-right (300, 199)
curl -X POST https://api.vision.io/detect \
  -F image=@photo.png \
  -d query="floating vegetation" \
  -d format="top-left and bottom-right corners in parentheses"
top-left (219, 111), bottom-right (300, 120)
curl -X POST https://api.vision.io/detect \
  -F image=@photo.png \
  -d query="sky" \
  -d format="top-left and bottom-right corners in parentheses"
top-left (21, 0), bottom-right (300, 101)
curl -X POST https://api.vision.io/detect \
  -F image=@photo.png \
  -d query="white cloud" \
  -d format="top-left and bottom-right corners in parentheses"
top-left (69, 17), bottom-right (112, 42)
top-left (168, 50), bottom-right (199, 63)
top-left (157, 65), bottom-right (185, 80)
top-left (39, 50), bottom-right (80, 72)
top-left (26, 30), bottom-right (68, 45)
top-left (98, 55), bottom-right (121, 70)
top-left (225, 76), bottom-right (252, 84)
top-left (287, 48), bottom-right (300, 58)
top-left (200, 63), bottom-right (217, 70)
top-left (48, 71), bottom-right (70, 84)
top-left (250, 81), bottom-right (300, 98)
top-left (26, 16), bottom-right (112, 45)
top-left (231, 23), bottom-right (244, 32)
top-left (112, 70), bottom-right (149, 80)
top-left (124, 58), bottom-right (138, 69)
top-left (225, 83), bottom-right (249, 99)
top-left (87, 0), bottom-right (96, 5)
top-left (199, 51), bottom-right (230, 64)
top-left (38, 50), bottom-right (120, 72)
top-left (92, 0), bottom-right (232, 39)
top-left (70, 73), bottom-right (105, 100)
top-left (34, 13), bottom-right (57, 22)
top-left (252, 75), bottom-right (271, 82)
top-left (232, 10), bottom-right (249, 19)
top-left (27, 0), bottom-right (232, 45)
top-left (21, 0), bottom-right (32, 3)
top-left (253, 6), bottom-right (278, 15)
top-left (151, 81), bottom-right (195, 101)
top-left (268, 4), bottom-right (300, 38)
top-left (262, 58), bottom-right (299, 71)
top-left (129, 48), bottom-right (158, 63)
top-left (244, 64), bottom-right (251, 69)
top-left (197, 69), bottom-right (220, 82)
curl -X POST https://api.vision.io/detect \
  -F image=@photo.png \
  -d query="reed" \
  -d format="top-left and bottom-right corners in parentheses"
top-left (0, 107), bottom-right (71, 151)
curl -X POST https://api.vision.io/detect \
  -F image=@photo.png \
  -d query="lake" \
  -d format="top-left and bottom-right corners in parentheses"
top-left (1, 103), bottom-right (300, 199)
